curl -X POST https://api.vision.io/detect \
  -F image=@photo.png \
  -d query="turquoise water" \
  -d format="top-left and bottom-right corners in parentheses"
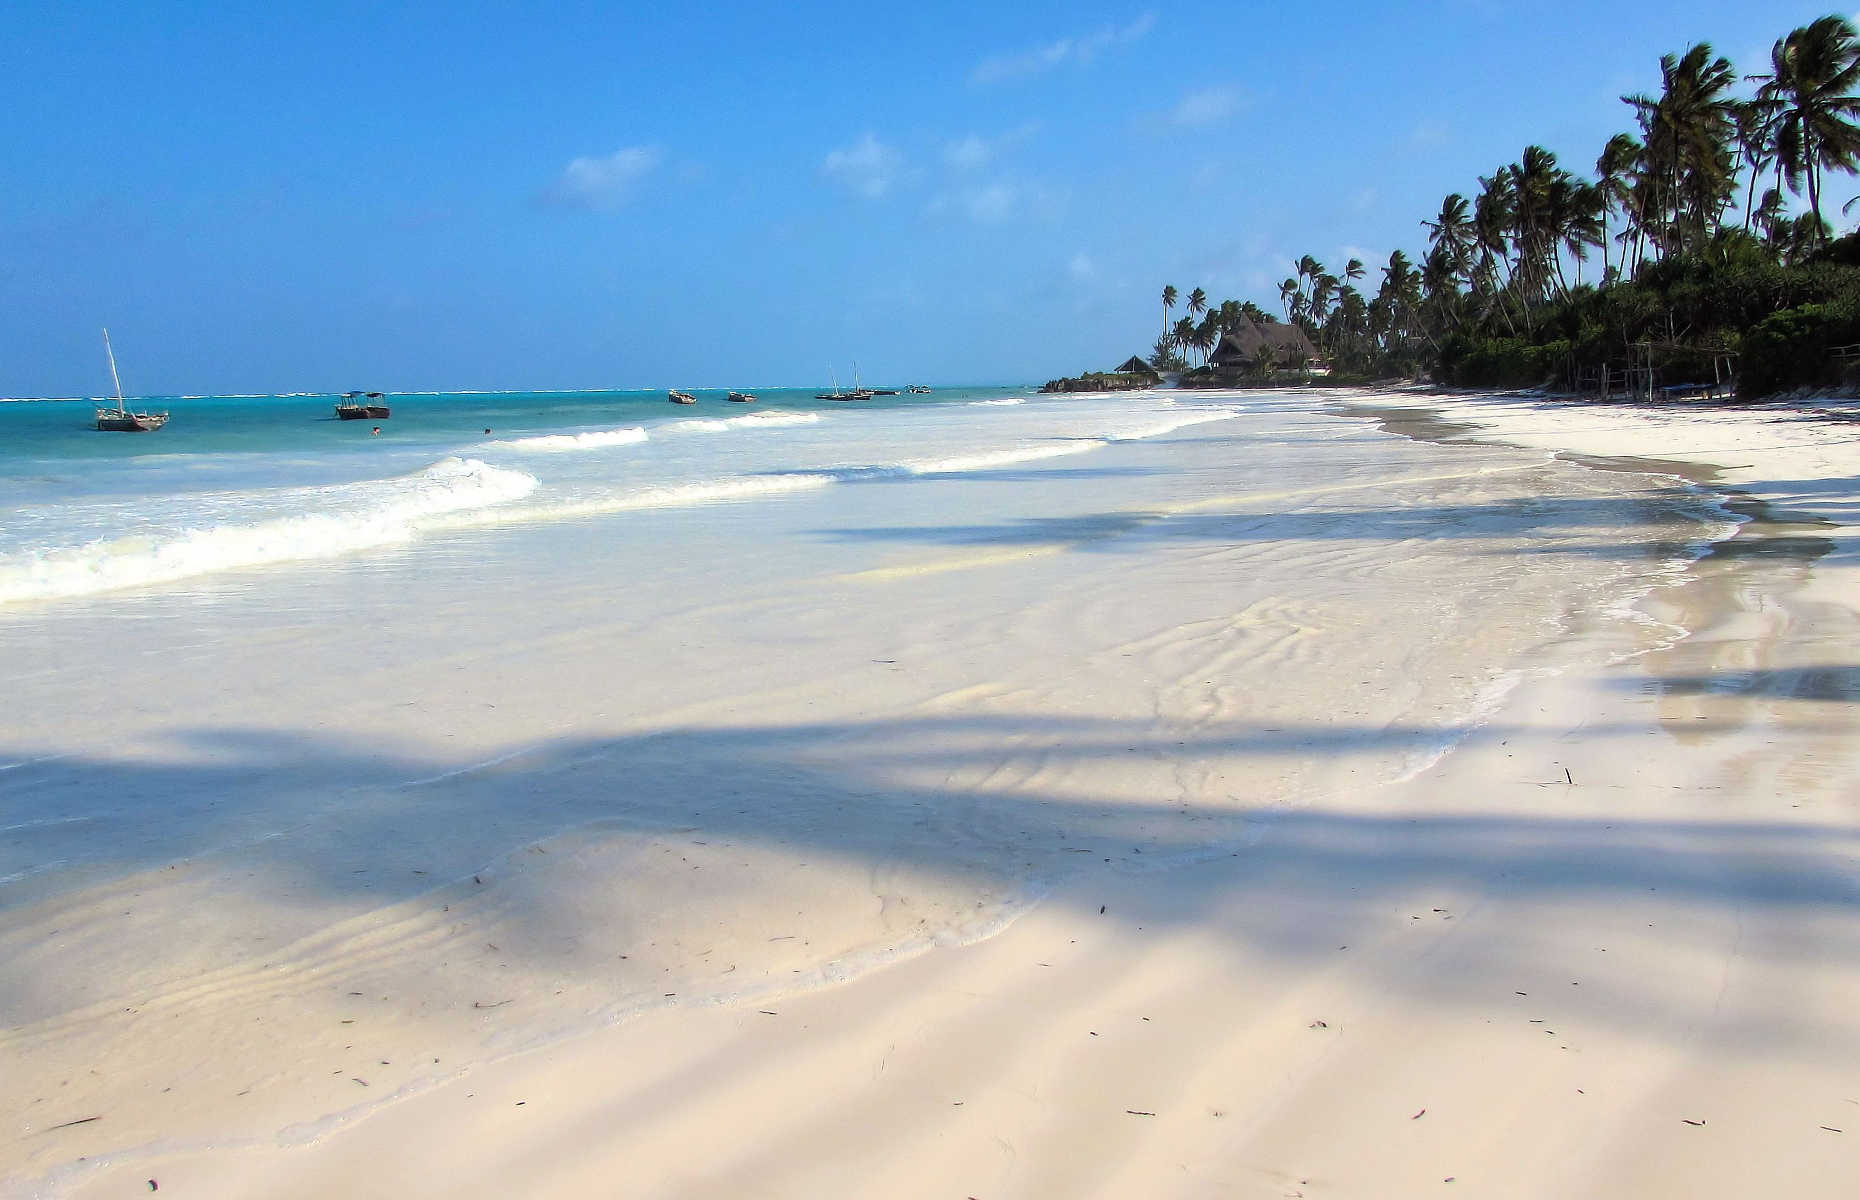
top-left (0, 388), bottom-right (1009, 470)
top-left (2, 384), bottom-right (1240, 607)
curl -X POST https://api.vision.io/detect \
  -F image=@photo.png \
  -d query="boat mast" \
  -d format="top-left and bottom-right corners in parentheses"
top-left (102, 328), bottom-right (125, 407)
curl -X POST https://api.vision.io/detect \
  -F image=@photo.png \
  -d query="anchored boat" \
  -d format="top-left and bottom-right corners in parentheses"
top-left (336, 391), bottom-right (391, 420)
top-left (93, 329), bottom-right (168, 432)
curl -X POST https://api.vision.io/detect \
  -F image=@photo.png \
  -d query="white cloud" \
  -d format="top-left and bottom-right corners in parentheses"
top-left (971, 13), bottom-right (1155, 85)
top-left (928, 178), bottom-right (1066, 225)
top-left (1171, 85), bottom-right (1243, 127)
top-left (944, 135), bottom-right (993, 172)
top-left (824, 133), bottom-right (904, 198)
top-left (942, 122), bottom-right (1041, 172)
top-left (959, 182), bottom-right (1020, 222)
top-left (545, 146), bottom-right (663, 211)
top-left (1407, 119), bottom-right (1451, 148)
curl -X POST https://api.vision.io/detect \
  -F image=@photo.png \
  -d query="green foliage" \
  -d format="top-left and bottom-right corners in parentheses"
top-left (1737, 302), bottom-right (1860, 395)
top-left (1441, 337), bottom-right (1572, 387)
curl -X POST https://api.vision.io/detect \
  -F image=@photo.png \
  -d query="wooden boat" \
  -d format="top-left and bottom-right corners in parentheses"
top-left (726, 392), bottom-right (755, 403)
top-left (907, 385), bottom-right (931, 394)
top-left (94, 329), bottom-right (168, 432)
top-left (818, 364), bottom-right (874, 401)
top-left (336, 391), bottom-right (390, 420)
top-left (668, 390), bottom-right (697, 404)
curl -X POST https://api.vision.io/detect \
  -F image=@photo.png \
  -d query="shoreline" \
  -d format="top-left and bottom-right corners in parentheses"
top-left (13, 387), bottom-right (1859, 1198)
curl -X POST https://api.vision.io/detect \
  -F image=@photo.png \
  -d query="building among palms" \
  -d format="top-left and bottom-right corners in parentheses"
top-left (1208, 318), bottom-right (1320, 379)
top-left (1111, 355), bottom-right (1162, 382)
top-left (1040, 354), bottom-right (1163, 393)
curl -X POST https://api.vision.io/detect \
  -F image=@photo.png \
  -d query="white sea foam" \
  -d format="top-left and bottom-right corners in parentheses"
top-left (1101, 411), bottom-right (1239, 441)
top-left (438, 472), bottom-right (839, 530)
top-left (489, 426), bottom-right (650, 453)
top-left (665, 411), bottom-right (822, 434)
top-left (904, 443), bottom-right (1099, 474)
top-left (0, 457), bottom-right (538, 605)
top-left (970, 397), bottom-right (1024, 407)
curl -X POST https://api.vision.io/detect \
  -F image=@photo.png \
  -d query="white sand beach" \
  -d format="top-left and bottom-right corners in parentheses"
top-left (5, 388), bottom-right (1858, 1198)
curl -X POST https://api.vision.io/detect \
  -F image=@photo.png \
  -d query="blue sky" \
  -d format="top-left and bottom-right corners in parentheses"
top-left (2, 0), bottom-right (1842, 395)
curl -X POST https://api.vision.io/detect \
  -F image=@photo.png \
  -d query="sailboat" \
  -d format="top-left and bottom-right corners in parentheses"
top-left (94, 329), bottom-right (168, 432)
top-left (817, 364), bottom-right (874, 402)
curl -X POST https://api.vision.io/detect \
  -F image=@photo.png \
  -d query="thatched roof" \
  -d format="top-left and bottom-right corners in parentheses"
top-left (1209, 318), bottom-right (1317, 368)
top-left (1112, 355), bottom-right (1159, 378)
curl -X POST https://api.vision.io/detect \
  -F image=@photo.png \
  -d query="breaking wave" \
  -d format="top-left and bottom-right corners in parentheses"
top-left (0, 457), bottom-right (539, 605)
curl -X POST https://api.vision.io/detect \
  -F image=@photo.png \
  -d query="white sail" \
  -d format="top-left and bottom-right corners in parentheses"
top-left (103, 328), bottom-right (125, 408)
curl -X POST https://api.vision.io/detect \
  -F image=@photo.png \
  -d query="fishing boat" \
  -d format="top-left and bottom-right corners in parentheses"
top-left (819, 364), bottom-right (874, 401)
top-left (726, 391), bottom-right (755, 403)
top-left (668, 390), bottom-right (697, 404)
top-left (335, 391), bottom-right (390, 420)
top-left (93, 329), bottom-right (168, 432)
top-left (907, 385), bottom-right (931, 394)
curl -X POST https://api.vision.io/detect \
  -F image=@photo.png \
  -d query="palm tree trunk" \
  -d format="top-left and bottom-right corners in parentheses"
top-left (1808, 130), bottom-right (1826, 248)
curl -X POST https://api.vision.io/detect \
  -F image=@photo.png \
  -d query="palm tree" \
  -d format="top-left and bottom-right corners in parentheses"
top-left (1424, 194), bottom-right (1475, 271)
top-left (1595, 133), bottom-right (1642, 280)
top-left (1560, 180), bottom-right (1605, 287)
top-left (1334, 286), bottom-right (1368, 368)
top-left (1782, 209), bottom-right (1834, 262)
top-left (1377, 250), bottom-right (1421, 359)
top-left (1471, 169), bottom-right (1519, 331)
top-left (1754, 16), bottom-right (1860, 251)
top-left (1186, 287), bottom-right (1208, 322)
top-left (1172, 316), bottom-right (1196, 361)
top-left (1755, 186), bottom-right (1789, 248)
top-left (1161, 285), bottom-right (1178, 343)
top-left (1278, 278), bottom-right (1299, 322)
top-left (1510, 145), bottom-right (1565, 304)
top-left (1309, 273), bottom-right (1338, 329)
top-left (1622, 43), bottom-right (1739, 257)
top-left (1193, 311), bottom-right (1221, 364)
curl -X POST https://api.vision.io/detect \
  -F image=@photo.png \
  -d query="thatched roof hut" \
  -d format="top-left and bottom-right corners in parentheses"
top-left (1210, 319), bottom-right (1317, 371)
top-left (1112, 354), bottom-right (1160, 379)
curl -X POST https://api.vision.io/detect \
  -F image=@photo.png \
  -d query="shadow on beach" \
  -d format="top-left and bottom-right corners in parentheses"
top-left (5, 706), bottom-right (1857, 1058)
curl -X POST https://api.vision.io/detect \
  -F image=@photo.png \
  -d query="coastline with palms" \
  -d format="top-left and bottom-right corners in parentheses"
top-left (1146, 15), bottom-right (1860, 401)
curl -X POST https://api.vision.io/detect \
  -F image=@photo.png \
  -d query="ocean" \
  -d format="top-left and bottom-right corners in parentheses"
top-left (0, 385), bottom-right (1228, 606)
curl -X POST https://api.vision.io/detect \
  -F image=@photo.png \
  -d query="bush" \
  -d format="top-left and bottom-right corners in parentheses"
top-left (1443, 336), bottom-right (1571, 388)
top-left (1736, 303), bottom-right (1860, 397)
